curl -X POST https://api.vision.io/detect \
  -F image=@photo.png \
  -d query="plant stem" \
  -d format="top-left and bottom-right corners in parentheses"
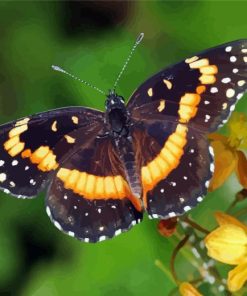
top-left (170, 234), bottom-right (190, 284)
top-left (183, 216), bottom-right (210, 235)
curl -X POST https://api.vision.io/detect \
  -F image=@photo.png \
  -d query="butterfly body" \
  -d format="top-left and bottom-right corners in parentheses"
top-left (0, 39), bottom-right (246, 242)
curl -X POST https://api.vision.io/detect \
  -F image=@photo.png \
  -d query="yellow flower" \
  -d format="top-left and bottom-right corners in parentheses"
top-left (205, 212), bottom-right (247, 292)
top-left (209, 113), bottom-right (247, 191)
top-left (179, 282), bottom-right (203, 296)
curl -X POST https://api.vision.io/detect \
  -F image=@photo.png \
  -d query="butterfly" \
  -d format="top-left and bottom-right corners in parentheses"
top-left (0, 38), bottom-right (246, 243)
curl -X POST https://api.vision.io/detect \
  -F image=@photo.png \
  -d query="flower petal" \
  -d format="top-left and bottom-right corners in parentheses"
top-left (228, 261), bottom-right (247, 292)
top-left (236, 150), bottom-right (247, 189)
top-left (215, 212), bottom-right (247, 231)
top-left (205, 224), bottom-right (247, 265)
top-left (228, 113), bottom-right (247, 149)
top-left (179, 282), bottom-right (203, 296)
top-left (209, 140), bottom-right (237, 191)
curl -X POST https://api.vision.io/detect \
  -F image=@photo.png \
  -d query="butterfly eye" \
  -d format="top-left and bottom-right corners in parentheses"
top-left (118, 96), bottom-right (125, 104)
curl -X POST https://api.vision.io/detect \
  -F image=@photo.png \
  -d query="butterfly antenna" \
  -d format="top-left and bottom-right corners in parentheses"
top-left (51, 65), bottom-right (106, 95)
top-left (113, 32), bottom-right (144, 91)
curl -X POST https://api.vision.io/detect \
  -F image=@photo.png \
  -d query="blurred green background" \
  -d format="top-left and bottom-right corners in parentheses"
top-left (0, 1), bottom-right (246, 295)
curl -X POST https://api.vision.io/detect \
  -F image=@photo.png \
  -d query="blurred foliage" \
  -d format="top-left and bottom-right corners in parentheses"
top-left (0, 1), bottom-right (246, 295)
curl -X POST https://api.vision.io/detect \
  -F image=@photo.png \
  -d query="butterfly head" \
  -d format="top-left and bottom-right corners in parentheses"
top-left (105, 90), bottom-right (125, 112)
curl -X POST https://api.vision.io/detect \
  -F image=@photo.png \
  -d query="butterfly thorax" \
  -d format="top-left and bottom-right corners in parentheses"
top-left (105, 91), bottom-right (129, 137)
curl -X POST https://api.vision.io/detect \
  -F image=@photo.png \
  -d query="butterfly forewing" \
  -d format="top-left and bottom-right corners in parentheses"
top-left (0, 107), bottom-right (104, 198)
top-left (128, 39), bottom-right (247, 132)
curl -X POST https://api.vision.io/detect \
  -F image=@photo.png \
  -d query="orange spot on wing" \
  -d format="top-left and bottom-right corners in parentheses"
top-left (196, 85), bottom-right (206, 94)
top-left (180, 93), bottom-right (200, 105)
top-left (9, 142), bottom-right (25, 157)
top-left (189, 58), bottom-right (209, 69)
top-left (15, 118), bottom-right (30, 127)
top-left (64, 135), bottom-right (75, 144)
top-left (163, 79), bottom-right (172, 89)
top-left (72, 116), bottom-right (78, 124)
top-left (51, 121), bottom-right (57, 132)
top-left (30, 146), bottom-right (50, 164)
top-left (38, 151), bottom-right (58, 172)
top-left (158, 100), bottom-right (166, 112)
top-left (21, 149), bottom-right (32, 158)
top-left (200, 65), bottom-right (218, 75)
top-left (185, 56), bottom-right (199, 64)
top-left (199, 74), bottom-right (216, 84)
top-left (4, 124), bottom-right (28, 157)
top-left (9, 124), bottom-right (28, 138)
top-left (4, 136), bottom-right (20, 151)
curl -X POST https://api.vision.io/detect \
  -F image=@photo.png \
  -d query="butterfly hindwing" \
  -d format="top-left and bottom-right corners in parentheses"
top-left (132, 119), bottom-right (213, 218)
top-left (46, 136), bottom-right (143, 242)
top-left (0, 107), bottom-right (104, 198)
top-left (128, 39), bottom-right (247, 132)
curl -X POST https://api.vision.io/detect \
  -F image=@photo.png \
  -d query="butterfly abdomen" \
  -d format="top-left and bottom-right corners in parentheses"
top-left (115, 136), bottom-right (142, 200)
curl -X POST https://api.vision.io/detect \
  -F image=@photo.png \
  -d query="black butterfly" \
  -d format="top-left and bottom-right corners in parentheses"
top-left (0, 38), bottom-right (246, 243)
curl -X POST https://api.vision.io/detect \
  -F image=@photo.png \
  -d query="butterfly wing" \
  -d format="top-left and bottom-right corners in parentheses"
top-left (128, 39), bottom-right (247, 132)
top-left (128, 39), bottom-right (247, 218)
top-left (46, 135), bottom-right (143, 242)
top-left (132, 121), bottom-right (214, 219)
top-left (0, 107), bottom-right (104, 198)
top-left (131, 119), bottom-right (213, 218)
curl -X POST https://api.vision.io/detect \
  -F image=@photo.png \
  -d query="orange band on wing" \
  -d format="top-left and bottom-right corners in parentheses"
top-left (141, 124), bottom-right (188, 208)
top-left (57, 168), bottom-right (142, 211)
top-left (4, 122), bottom-right (58, 172)
top-left (178, 59), bottom-right (218, 123)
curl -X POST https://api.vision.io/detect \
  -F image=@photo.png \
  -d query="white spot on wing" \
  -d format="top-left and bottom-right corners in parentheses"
top-left (237, 93), bottom-right (244, 100)
top-left (238, 80), bottom-right (246, 87)
top-left (225, 46), bottom-right (232, 52)
top-left (0, 173), bottom-right (6, 182)
top-left (46, 206), bottom-right (51, 217)
top-left (115, 229), bottom-right (122, 236)
top-left (226, 88), bottom-right (235, 98)
top-left (54, 221), bottom-right (62, 230)
top-left (168, 212), bottom-right (176, 217)
top-left (197, 196), bottom-right (203, 202)
top-left (0, 160), bottom-right (4, 166)
top-left (68, 231), bottom-right (75, 237)
top-left (10, 181), bottom-right (15, 187)
top-left (12, 160), bottom-right (18, 166)
top-left (210, 163), bottom-right (215, 173)
top-left (99, 236), bottom-right (106, 242)
top-left (210, 87), bottom-right (218, 93)
top-left (230, 56), bottom-right (237, 62)
top-left (184, 206), bottom-right (191, 212)
top-left (221, 77), bottom-right (231, 83)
